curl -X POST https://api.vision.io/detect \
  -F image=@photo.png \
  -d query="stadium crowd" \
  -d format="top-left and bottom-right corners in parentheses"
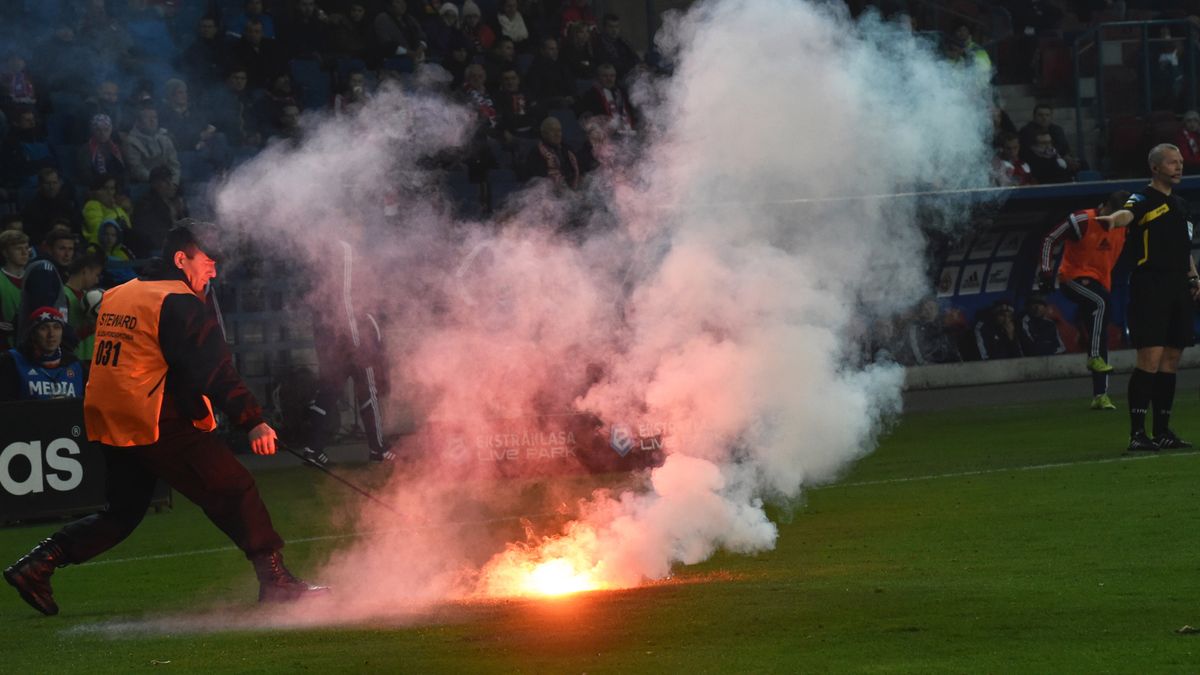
top-left (1, 0), bottom-right (1200, 399)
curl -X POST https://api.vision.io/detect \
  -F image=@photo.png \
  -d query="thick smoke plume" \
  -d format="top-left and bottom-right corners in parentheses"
top-left (211, 0), bottom-right (992, 623)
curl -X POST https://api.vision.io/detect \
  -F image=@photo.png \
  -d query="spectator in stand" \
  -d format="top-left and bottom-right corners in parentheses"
top-left (577, 63), bottom-right (635, 135)
top-left (954, 23), bottom-right (992, 82)
top-left (266, 104), bottom-right (303, 145)
top-left (990, 105), bottom-right (1017, 149)
top-left (495, 69), bottom-right (539, 144)
top-left (232, 18), bottom-right (288, 91)
top-left (525, 37), bottom-right (576, 110)
top-left (88, 220), bottom-right (137, 285)
top-left (33, 26), bottom-right (93, 96)
top-left (22, 169), bottom-right (80, 242)
top-left (1039, 190), bottom-right (1130, 410)
top-left (228, 0), bottom-right (277, 39)
top-left (76, 114), bottom-right (127, 193)
top-left (1019, 294), bottom-right (1066, 357)
top-left (1019, 104), bottom-right (1079, 172)
top-left (132, 166), bottom-right (186, 257)
top-left (594, 14), bottom-right (640, 81)
top-left (328, 2), bottom-right (374, 64)
top-left (83, 81), bottom-right (130, 139)
top-left (160, 79), bottom-right (229, 175)
top-left (334, 71), bottom-right (371, 116)
top-left (0, 106), bottom-right (54, 191)
top-left (0, 50), bottom-right (38, 116)
top-left (0, 306), bottom-right (87, 402)
top-left (1175, 110), bottom-right (1200, 172)
top-left (905, 297), bottom-right (962, 365)
top-left (0, 229), bottom-right (30, 350)
top-left (460, 1), bottom-right (496, 55)
top-left (578, 116), bottom-right (614, 174)
top-left (442, 45), bottom-right (471, 89)
top-left (496, 0), bottom-right (531, 52)
top-left (974, 299), bottom-right (1023, 360)
top-left (992, 131), bottom-right (1033, 186)
top-left (280, 0), bottom-right (332, 62)
top-left (1026, 130), bottom-right (1075, 184)
top-left (81, 175), bottom-right (132, 246)
top-left (525, 117), bottom-right (581, 190)
top-left (562, 21), bottom-right (597, 79)
top-left (63, 253), bottom-right (104, 361)
top-left (122, 104), bottom-right (181, 186)
top-left (461, 64), bottom-right (498, 208)
top-left (253, 74), bottom-right (301, 138)
top-left (486, 37), bottom-right (519, 91)
top-left (375, 0), bottom-right (427, 61)
top-left (17, 226), bottom-right (75, 349)
top-left (867, 317), bottom-right (908, 364)
top-left (1008, 0), bottom-right (1061, 81)
top-left (178, 15), bottom-right (228, 89)
top-left (560, 0), bottom-right (597, 36)
top-left (426, 3), bottom-right (466, 61)
top-left (77, 0), bottom-right (134, 67)
top-left (206, 67), bottom-right (259, 148)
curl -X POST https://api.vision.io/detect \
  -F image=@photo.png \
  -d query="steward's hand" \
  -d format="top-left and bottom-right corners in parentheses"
top-left (249, 422), bottom-right (278, 456)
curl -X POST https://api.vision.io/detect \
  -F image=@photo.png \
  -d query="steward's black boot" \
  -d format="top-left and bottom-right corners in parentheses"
top-left (4, 538), bottom-right (67, 616)
top-left (252, 551), bottom-right (329, 603)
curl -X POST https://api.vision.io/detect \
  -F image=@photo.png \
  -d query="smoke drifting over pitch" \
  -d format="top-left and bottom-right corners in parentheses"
top-left (215, 0), bottom-right (992, 621)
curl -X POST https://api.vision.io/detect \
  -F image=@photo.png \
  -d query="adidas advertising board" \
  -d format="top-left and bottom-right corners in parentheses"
top-left (0, 399), bottom-right (169, 524)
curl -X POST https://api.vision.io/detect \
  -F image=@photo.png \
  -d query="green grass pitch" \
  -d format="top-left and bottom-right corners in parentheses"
top-left (4, 393), bottom-right (1200, 673)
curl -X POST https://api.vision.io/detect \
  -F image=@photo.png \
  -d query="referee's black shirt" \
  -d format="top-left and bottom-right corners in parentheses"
top-left (1123, 186), bottom-right (1193, 277)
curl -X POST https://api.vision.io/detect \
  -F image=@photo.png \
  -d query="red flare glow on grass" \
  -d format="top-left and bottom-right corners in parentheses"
top-left (475, 523), bottom-right (626, 599)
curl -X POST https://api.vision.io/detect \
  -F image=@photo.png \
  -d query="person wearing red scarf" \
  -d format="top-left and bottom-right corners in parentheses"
top-left (76, 114), bottom-right (126, 191)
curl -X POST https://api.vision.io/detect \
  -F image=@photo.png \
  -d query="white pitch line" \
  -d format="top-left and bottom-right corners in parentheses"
top-left (825, 448), bottom-right (1200, 489)
top-left (75, 451), bottom-right (1200, 568)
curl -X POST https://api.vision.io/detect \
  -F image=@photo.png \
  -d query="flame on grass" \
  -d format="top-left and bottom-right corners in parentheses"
top-left (476, 521), bottom-right (615, 598)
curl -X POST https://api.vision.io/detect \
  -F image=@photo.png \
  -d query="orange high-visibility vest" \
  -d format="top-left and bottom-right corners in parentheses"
top-left (1058, 208), bottom-right (1127, 291)
top-left (84, 279), bottom-right (216, 446)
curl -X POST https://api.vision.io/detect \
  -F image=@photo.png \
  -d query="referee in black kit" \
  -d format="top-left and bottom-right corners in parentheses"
top-left (1097, 143), bottom-right (1200, 452)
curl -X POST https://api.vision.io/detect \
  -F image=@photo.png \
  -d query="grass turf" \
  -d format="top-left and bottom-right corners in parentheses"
top-left (4, 393), bottom-right (1200, 673)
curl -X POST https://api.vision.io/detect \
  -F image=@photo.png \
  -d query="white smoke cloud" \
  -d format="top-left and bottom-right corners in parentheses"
top-left (206, 0), bottom-right (991, 623)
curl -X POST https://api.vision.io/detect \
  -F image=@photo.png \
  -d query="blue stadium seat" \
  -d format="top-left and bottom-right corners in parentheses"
top-left (549, 109), bottom-right (585, 150)
top-left (382, 56), bottom-right (415, 74)
top-left (290, 59), bottom-right (331, 111)
top-left (515, 53), bottom-right (534, 76)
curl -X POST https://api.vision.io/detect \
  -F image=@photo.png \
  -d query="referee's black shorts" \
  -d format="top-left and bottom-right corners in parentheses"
top-left (1128, 270), bottom-right (1196, 349)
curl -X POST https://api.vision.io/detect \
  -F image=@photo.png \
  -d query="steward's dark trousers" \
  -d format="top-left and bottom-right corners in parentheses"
top-left (53, 418), bottom-right (284, 564)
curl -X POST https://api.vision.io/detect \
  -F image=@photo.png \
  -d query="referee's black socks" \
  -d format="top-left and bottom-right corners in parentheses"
top-left (1152, 371), bottom-right (1177, 436)
top-left (1128, 368), bottom-right (1154, 435)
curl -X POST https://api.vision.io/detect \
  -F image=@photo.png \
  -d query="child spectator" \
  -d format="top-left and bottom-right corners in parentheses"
top-left (88, 220), bottom-right (137, 286)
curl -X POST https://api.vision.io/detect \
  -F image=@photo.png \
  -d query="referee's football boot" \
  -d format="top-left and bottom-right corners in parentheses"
top-left (1153, 429), bottom-right (1193, 451)
top-left (4, 538), bottom-right (67, 616)
top-left (1127, 430), bottom-right (1159, 452)
top-left (1087, 356), bottom-right (1114, 373)
top-left (1090, 394), bottom-right (1117, 410)
top-left (252, 551), bottom-right (330, 603)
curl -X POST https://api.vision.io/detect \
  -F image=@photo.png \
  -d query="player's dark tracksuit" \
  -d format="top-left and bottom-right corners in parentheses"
top-left (1040, 208), bottom-right (1125, 396)
top-left (303, 240), bottom-right (387, 457)
top-left (47, 262), bottom-right (284, 564)
top-left (1122, 186), bottom-right (1195, 437)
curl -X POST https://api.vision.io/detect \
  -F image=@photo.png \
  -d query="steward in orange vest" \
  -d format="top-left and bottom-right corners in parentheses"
top-left (4, 221), bottom-right (327, 616)
top-left (1038, 190), bottom-right (1130, 409)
